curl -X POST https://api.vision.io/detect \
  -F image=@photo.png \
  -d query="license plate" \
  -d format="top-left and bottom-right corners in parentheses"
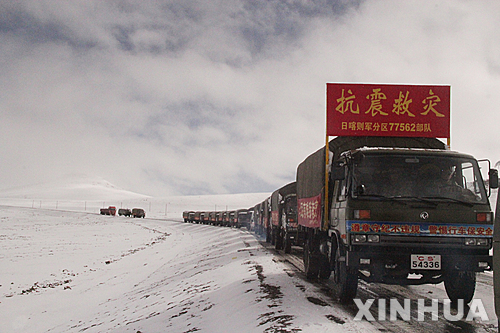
top-left (410, 254), bottom-right (441, 270)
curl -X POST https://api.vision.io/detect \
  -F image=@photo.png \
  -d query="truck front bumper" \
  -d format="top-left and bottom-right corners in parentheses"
top-left (346, 250), bottom-right (492, 284)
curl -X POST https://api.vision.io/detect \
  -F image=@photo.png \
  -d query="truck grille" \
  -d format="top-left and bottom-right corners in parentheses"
top-left (379, 235), bottom-right (466, 247)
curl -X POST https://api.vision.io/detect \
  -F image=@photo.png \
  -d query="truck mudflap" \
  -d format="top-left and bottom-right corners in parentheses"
top-left (346, 251), bottom-right (492, 285)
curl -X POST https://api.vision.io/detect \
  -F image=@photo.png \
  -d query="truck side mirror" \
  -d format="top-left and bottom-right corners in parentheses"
top-left (354, 184), bottom-right (365, 196)
top-left (331, 163), bottom-right (345, 180)
top-left (490, 169), bottom-right (499, 189)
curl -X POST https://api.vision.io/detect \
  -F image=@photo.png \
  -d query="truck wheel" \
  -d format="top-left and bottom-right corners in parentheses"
top-left (275, 229), bottom-right (283, 250)
top-left (304, 239), bottom-right (319, 280)
top-left (271, 228), bottom-right (276, 245)
top-left (334, 246), bottom-right (358, 303)
top-left (444, 271), bottom-right (476, 305)
top-left (266, 227), bottom-right (271, 243)
top-left (283, 231), bottom-right (292, 254)
top-left (319, 255), bottom-right (331, 280)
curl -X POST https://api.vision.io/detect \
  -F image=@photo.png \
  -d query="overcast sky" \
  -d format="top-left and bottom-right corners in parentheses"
top-left (1, 0), bottom-right (500, 197)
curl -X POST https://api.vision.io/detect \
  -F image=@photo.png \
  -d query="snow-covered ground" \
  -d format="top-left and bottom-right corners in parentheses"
top-left (0, 177), bottom-right (497, 332)
top-left (0, 178), bottom-right (378, 333)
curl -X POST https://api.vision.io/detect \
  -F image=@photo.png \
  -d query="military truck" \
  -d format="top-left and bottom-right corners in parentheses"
top-left (252, 202), bottom-right (263, 235)
top-left (132, 208), bottom-right (146, 218)
top-left (100, 206), bottom-right (116, 216)
top-left (235, 209), bottom-right (251, 229)
top-left (270, 182), bottom-right (300, 253)
top-left (270, 189), bottom-right (281, 248)
top-left (194, 211), bottom-right (202, 223)
top-left (209, 211), bottom-right (217, 225)
top-left (228, 210), bottom-right (236, 227)
top-left (278, 182), bottom-right (300, 254)
top-left (216, 211), bottom-right (224, 226)
top-left (222, 211), bottom-right (230, 227)
top-left (182, 211), bottom-right (194, 222)
top-left (202, 211), bottom-right (210, 224)
top-left (297, 136), bottom-right (498, 303)
top-left (119, 208), bottom-right (132, 217)
top-left (262, 197), bottom-right (271, 243)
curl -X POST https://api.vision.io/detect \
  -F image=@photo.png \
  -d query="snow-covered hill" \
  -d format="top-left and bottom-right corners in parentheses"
top-left (0, 176), bottom-right (270, 220)
top-left (0, 175), bottom-right (151, 201)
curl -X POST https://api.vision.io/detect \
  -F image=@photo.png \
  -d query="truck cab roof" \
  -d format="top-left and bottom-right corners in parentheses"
top-left (344, 147), bottom-right (475, 160)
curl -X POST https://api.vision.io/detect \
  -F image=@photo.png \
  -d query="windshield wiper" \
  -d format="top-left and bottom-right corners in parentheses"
top-left (420, 196), bottom-right (474, 207)
top-left (389, 196), bottom-right (438, 206)
top-left (356, 194), bottom-right (407, 205)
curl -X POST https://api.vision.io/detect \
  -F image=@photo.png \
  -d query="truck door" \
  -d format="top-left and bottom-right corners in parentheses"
top-left (494, 191), bottom-right (500, 326)
top-left (331, 164), bottom-right (347, 231)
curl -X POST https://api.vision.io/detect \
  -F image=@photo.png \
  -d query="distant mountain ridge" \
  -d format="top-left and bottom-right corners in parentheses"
top-left (0, 175), bottom-right (151, 201)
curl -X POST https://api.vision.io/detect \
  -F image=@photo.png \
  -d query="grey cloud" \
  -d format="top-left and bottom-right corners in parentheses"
top-left (1, 0), bottom-right (363, 61)
top-left (1, 0), bottom-right (500, 197)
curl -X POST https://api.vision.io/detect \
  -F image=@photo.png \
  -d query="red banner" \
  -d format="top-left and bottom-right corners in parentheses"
top-left (271, 211), bottom-right (279, 226)
top-left (297, 194), bottom-right (322, 228)
top-left (326, 83), bottom-right (450, 138)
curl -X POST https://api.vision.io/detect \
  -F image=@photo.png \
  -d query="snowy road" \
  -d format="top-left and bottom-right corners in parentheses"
top-left (263, 244), bottom-right (498, 333)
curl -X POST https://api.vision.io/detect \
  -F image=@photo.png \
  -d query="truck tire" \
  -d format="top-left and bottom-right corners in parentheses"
top-left (266, 227), bottom-right (271, 243)
top-left (283, 230), bottom-right (292, 254)
top-left (275, 228), bottom-right (283, 250)
top-left (319, 255), bottom-right (331, 280)
top-left (304, 238), bottom-right (320, 280)
top-left (334, 245), bottom-right (358, 303)
top-left (444, 271), bottom-right (476, 305)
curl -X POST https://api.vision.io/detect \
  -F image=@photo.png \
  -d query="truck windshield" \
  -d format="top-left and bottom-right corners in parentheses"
top-left (285, 196), bottom-right (297, 215)
top-left (352, 153), bottom-right (487, 204)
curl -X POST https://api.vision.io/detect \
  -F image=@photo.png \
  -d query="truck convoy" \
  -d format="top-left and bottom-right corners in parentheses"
top-left (183, 83), bottom-right (498, 306)
top-left (182, 135), bottom-right (498, 305)
top-left (101, 206), bottom-right (146, 218)
top-left (297, 136), bottom-right (498, 303)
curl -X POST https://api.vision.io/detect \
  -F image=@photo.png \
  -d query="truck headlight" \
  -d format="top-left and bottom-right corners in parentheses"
top-left (352, 234), bottom-right (367, 243)
top-left (367, 235), bottom-right (380, 243)
top-left (478, 262), bottom-right (489, 268)
top-left (476, 238), bottom-right (488, 246)
top-left (465, 238), bottom-right (476, 246)
top-left (465, 238), bottom-right (489, 246)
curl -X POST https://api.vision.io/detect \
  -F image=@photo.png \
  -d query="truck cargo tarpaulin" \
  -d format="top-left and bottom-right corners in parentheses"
top-left (326, 83), bottom-right (450, 138)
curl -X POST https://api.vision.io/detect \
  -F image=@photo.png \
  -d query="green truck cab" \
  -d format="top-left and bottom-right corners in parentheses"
top-left (297, 136), bottom-right (498, 303)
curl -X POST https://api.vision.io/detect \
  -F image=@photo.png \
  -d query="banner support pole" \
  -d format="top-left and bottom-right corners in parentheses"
top-left (324, 132), bottom-right (329, 232)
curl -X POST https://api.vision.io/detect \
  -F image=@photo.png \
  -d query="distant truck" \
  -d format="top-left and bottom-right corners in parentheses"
top-left (297, 136), bottom-right (498, 303)
top-left (276, 182), bottom-right (299, 254)
top-left (131, 208), bottom-right (145, 218)
top-left (183, 211), bottom-right (195, 223)
top-left (118, 208), bottom-right (131, 217)
top-left (233, 209), bottom-right (251, 229)
top-left (100, 206), bottom-right (116, 216)
top-left (252, 202), bottom-right (263, 234)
